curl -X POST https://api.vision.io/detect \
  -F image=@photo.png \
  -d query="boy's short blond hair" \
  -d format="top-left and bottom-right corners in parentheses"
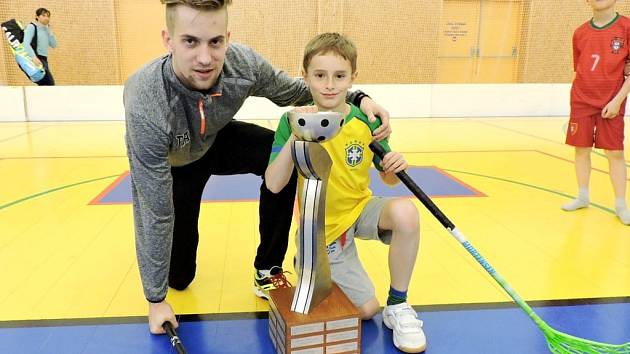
top-left (303, 33), bottom-right (357, 73)
top-left (162, 0), bottom-right (232, 33)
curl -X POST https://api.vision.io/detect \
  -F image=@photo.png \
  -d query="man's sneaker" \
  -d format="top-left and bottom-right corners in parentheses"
top-left (253, 266), bottom-right (292, 300)
top-left (383, 302), bottom-right (426, 353)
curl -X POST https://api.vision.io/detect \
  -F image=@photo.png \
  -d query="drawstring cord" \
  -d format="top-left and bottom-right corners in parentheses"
top-left (198, 98), bottom-right (206, 136)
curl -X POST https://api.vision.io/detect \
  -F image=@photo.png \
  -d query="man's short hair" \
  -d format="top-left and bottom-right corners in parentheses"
top-left (303, 32), bottom-right (358, 73)
top-left (162, 0), bottom-right (232, 33)
top-left (36, 8), bottom-right (50, 17)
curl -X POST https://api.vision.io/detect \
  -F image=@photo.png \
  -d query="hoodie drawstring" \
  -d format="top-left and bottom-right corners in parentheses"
top-left (198, 98), bottom-right (206, 136)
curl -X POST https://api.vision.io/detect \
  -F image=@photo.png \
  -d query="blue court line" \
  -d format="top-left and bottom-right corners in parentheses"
top-left (1, 301), bottom-right (630, 353)
top-left (1, 164), bottom-right (617, 220)
top-left (91, 167), bottom-right (482, 204)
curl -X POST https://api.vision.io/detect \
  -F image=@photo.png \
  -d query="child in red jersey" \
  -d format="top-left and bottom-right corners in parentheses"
top-left (564, 0), bottom-right (630, 225)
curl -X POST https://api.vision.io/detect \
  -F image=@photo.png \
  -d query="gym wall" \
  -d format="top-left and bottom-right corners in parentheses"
top-left (3, 1), bottom-right (629, 86)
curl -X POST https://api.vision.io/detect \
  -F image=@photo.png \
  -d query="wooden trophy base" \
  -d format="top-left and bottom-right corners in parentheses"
top-left (268, 283), bottom-right (362, 354)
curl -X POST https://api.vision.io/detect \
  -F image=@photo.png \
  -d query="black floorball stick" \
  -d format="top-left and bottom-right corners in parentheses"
top-left (163, 321), bottom-right (187, 354)
top-left (369, 141), bottom-right (630, 354)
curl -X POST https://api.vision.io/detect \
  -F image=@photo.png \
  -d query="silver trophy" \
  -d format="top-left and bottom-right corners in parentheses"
top-left (288, 110), bottom-right (344, 314)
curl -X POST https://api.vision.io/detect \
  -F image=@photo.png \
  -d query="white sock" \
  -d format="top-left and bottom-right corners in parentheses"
top-left (258, 266), bottom-right (282, 277)
top-left (562, 188), bottom-right (589, 211)
top-left (615, 198), bottom-right (630, 225)
top-left (258, 269), bottom-right (271, 277)
top-left (615, 197), bottom-right (628, 211)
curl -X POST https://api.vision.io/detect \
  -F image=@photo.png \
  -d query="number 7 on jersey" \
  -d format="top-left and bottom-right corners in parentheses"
top-left (591, 54), bottom-right (600, 71)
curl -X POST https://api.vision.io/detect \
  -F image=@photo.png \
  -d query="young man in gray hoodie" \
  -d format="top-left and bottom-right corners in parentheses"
top-left (124, 0), bottom-right (392, 334)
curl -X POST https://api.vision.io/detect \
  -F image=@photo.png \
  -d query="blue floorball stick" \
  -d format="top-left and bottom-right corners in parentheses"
top-left (163, 321), bottom-right (187, 354)
top-left (369, 141), bottom-right (630, 354)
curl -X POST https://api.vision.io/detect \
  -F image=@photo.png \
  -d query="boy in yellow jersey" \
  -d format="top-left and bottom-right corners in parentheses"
top-left (265, 33), bottom-right (426, 353)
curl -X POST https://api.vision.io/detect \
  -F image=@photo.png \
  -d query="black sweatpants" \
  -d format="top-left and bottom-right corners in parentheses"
top-left (168, 120), bottom-right (297, 290)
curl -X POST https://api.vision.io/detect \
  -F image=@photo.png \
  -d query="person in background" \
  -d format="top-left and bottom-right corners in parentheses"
top-left (23, 7), bottom-right (57, 86)
top-left (563, 0), bottom-right (630, 226)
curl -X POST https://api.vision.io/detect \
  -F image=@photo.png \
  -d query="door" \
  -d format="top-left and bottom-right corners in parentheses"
top-left (437, 0), bottom-right (523, 83)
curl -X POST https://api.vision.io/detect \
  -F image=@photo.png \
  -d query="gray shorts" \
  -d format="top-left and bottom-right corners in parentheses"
top-left (296, 197), bottom-right (393, 307)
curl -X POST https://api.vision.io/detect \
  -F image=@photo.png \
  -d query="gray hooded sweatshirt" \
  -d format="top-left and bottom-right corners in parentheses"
top-left (124, 43), bottom-right (364, 302)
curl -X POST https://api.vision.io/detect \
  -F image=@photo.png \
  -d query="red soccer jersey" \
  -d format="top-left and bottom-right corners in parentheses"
top-left (571, 14), bottom-right (630, 114)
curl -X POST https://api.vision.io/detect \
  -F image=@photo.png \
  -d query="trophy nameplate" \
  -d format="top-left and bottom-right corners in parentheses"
top-left (269, 284), bottom-right (361, 354)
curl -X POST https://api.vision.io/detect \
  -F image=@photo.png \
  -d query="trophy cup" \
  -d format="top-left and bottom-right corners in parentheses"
top-left (268, 111), bottom-right (362, 354)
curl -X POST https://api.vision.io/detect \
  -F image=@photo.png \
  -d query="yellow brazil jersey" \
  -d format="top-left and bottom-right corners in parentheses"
top-left (269, 104), bottom-right (391, 245)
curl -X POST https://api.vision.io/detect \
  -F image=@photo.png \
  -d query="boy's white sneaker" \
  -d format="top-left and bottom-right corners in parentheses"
top-left (383, 302), bottom-right (426, 353)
